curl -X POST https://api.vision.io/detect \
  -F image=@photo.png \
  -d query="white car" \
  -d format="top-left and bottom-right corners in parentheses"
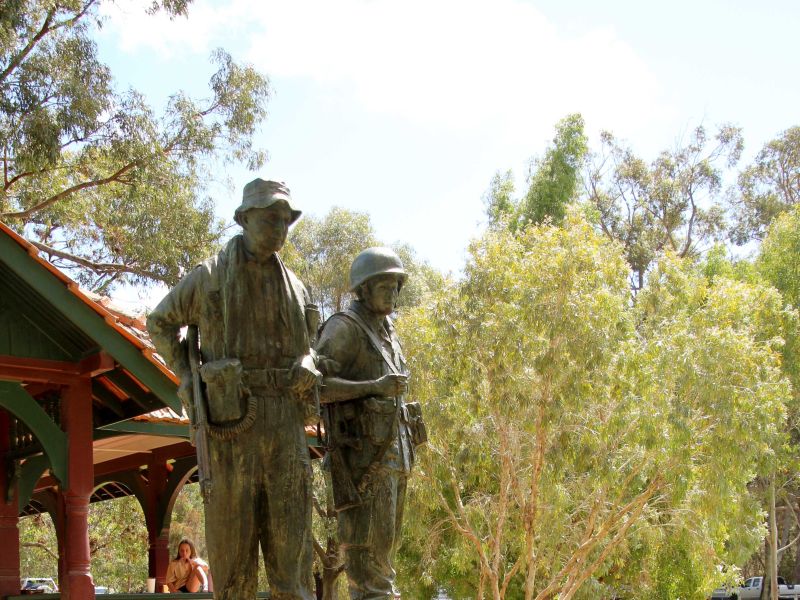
top-left (711, 576), bottom-right (800, 599)
top-left (20, 577), bottom-right (58, 593)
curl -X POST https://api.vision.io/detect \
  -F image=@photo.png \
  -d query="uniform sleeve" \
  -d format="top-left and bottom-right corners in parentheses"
top-left (315, 316), bottom-right (359, 376)
top-left (146, 266), bottom-right (204, 378)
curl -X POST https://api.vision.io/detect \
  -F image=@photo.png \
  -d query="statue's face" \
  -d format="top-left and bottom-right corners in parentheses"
top-left (241, 203), bottom-right (292, 255)
top-left (362, 274), bottom-right (401, 316)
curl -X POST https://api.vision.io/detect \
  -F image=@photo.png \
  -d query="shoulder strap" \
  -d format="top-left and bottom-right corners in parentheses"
top-left (340, 309), bottom-right (399, 375)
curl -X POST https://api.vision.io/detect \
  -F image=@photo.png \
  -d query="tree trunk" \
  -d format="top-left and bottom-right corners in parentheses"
top-left (321, 563), bottom-right (340, 600)
top-left (762, 479), bottom-right (779, 600)
top-left (320, 537), bottom-right (342, 600)
top-left (793, 496), bottom-right (800, 583)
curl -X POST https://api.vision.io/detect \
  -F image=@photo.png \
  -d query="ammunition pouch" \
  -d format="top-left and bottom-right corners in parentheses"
top-left (361, 397), bottom-right (396, 445)
top-left (199, 358), bottom-right (256, 439)
top-left (403, 401), bottom-right (428, 447)
top-left (200, 359), bottom-right (246, 424)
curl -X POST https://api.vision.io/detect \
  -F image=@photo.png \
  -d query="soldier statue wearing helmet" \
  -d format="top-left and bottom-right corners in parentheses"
top-left (148, 178), bottom-right (320, 600)
top-left (315, 247), bottom-right (427, 600)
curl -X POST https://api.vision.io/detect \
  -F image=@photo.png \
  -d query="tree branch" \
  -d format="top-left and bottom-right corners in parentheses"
top-left (22, 541), bottom-right (58, 561)
top-left (30, 239), bottom-right (165, 283)
top-left (0, 1), bottom-right (98, 86)
top-left (0, 9), bottom-right (56, 85)
top-left (2, 159), bottom-right (139, 219)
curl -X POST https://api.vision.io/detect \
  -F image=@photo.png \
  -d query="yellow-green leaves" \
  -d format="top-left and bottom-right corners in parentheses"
top-left (399, 212), bottom-right (793, 599)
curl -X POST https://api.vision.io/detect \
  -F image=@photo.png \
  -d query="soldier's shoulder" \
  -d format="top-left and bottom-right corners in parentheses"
top-left (186, 238), bottom-right (236, 283)
top-left (319, 312), bottom-right (360, 339)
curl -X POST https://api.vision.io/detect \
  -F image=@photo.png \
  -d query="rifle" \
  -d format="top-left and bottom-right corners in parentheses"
top-left (322, 400), bottom-right (362, 511)
top-left (186, 325), bottom-right (213, 505)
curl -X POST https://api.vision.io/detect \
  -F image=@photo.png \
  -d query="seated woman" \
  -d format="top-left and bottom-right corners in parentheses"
top-left (165, 538), bottom-right (208, 593)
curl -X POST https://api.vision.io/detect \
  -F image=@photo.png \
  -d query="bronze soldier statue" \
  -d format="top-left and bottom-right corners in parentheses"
top-left (147, 179), bottom-right (320, 600)
top-left (316, 247), bottom-right (426, 600)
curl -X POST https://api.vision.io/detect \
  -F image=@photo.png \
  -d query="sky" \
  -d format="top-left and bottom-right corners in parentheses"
top-left (94, 0), bottom-right (800, 308)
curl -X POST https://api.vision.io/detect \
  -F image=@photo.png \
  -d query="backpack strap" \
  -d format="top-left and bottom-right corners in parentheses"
top-left (340, 309), bottom-right (400, 375)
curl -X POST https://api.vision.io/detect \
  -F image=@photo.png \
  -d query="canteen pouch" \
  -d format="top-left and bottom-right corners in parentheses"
top-left (404, 401), bottom-right (428, 447)
top-left (199, 358), bottom-right (245, 425)
top-left (361, 397), bottom-right (396, 445)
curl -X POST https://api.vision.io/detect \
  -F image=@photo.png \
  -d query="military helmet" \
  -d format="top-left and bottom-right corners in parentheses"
top-left (234, 178), bottom-right (302, 226)
top-left (349, 247), bottom-right (408, 292)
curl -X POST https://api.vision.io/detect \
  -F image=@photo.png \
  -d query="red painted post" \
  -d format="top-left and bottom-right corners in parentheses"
top-left (152, 533), bottom-right (170, 590)
top-left (146, 457), bottom-right (170, 590)
top-left (60, 378), bottom-right (95, 600)
top-left (0, 409), bottom-right (21, 596)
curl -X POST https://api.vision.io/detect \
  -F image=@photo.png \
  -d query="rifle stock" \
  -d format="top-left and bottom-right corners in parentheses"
top-left (322, 403), bottom-right (361, 511)
top-left (187, 325), bottom-right (213, 505)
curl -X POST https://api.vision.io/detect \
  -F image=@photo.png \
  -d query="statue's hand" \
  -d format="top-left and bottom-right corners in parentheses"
top-left (373, 373), bottom-right (408, 398)
top-left (317, 355), bottom-right (341, 377)
top-left (290, 353), bottom-right (321, 394)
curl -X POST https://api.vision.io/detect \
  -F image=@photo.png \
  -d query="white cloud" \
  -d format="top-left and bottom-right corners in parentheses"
top-left (97, 0), bottom-right (242, 58)
top-left (99, 0), bottom-right (667, 139)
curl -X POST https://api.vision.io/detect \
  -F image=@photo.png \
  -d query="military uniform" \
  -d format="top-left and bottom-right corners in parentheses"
top-left (147, 180), bottom-right (316, 600)
top-left (316, 296), bottom-right (415, 599)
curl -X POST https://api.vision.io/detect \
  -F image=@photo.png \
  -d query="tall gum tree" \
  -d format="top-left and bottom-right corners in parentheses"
top-left (398, 210), bottom-right (793, 600)
top-left (584, 124), bottom-right (743, 293)
top-left (0, 0), bottom-right (271, 292)
top-left (730, 127), bottom-right (800, 245)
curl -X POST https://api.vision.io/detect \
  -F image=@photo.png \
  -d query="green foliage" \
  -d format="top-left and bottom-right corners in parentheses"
top-left (391, 241), bottom-right (447, 313)
top-left (484, 113), bottom-right (588, 231)
top-left (1, 0), bottom-right (270, 292)
top-left (398, 211), bottom-right (792, 599)
top-left (19, 512), bottom-right (58, 582)
top-left (283, 206), bottom-right (444, 319)
top-left (731, 127), bottom-right (800, 244)
top-left (169, 483), bottom-right (207, 558)
top-left (88, 496), bottom-right (148, 592)
top-left (586, 124), bottom-right (743, 291)
top-left (283, 206), bottom-right (379, 319)
top-left (758, 205), bottom-right (800, 310)
top-left (484, 170), bottom-right (516, 228)
top-left (520, 113), bottom-right (588, 226)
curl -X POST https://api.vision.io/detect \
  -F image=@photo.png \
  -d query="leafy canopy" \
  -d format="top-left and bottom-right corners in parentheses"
top-left (585, 124), bottom-right (743, 292)
top-left (1, 0), bottom-right (270, 292)
top-left (485, 113), bottom-right (588, 230)
top-left (731, 127), bottom-right (800, 244)
top-left (399, 210), bottom-right (792, 599)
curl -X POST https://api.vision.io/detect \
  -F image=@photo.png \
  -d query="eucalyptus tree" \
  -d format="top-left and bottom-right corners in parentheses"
top-left (485, 113), bottom-right (588, 231)
top-left (282, 206), bottom-right (379, 320)
top-left (731, 127), bottom-right (800, 245)
top-left (398, 211), bottom-right (792, 600)
top-left (584, 124), bottom-right (743, 292)
top-left (1, 0), bottom-right (270, 292)
top-left (283, 206), bottom-right (444, 320)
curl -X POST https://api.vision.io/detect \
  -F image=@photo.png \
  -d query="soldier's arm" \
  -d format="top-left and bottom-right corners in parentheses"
top-left (146, 267), bottom-right (203, 379)
top-left (315, 318), bottom-right (406, 403)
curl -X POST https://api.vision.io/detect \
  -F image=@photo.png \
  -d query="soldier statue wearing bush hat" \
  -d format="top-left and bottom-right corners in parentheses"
top-left (148, 178), bottom-right (320, 600)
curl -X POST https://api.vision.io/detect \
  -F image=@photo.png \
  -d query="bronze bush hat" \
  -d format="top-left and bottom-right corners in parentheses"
top-left (234, 179), bottom-right (302, 226)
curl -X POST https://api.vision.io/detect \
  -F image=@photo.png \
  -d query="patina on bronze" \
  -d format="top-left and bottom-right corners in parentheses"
top-left (147, 179), bottom-right (320, 600)
top-left (316, 247), bottom-right (426, 600)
